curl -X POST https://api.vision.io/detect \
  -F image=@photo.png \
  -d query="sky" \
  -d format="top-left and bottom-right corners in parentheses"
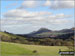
top-left (1, 0), bottom-right (74, 34)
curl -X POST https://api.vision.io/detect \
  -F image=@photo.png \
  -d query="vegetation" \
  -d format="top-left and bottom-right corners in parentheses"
top-left (0, 32), bottom-right (28, 44)
top-left (0, 29), bottom-right (74, 56)
top-left (1, 42), bottom-right (34, 56)
top-left (1, 42), bottom-right (69, 56)
top-left (0, 32), bottom-right (74, 47)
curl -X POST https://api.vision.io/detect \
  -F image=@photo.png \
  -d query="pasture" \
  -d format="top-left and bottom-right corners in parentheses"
top-left (1, 42), bottom-right (68, 56)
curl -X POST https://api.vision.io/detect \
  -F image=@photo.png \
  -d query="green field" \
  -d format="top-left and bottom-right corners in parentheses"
top-left (1, 42), bottom-right (69, 56)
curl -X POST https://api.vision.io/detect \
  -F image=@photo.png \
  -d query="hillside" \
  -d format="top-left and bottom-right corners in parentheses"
top-left (20, 28), bottom-right (74, 39)
top-left (0, 32), bottom-right (27, 44)
top-left (0, 28), bottom-right (74, 46)
top-left (1, 42), bottom-right (33, 56)
top-left (1, 42), bottom-right (68, 56)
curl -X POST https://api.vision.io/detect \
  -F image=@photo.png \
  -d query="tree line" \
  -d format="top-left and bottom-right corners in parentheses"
top-left (1, 32), bottom-right (74, 46)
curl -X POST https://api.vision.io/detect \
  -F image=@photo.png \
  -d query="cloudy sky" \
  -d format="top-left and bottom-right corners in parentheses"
top-left (1, 0), bottom-right (74, 34)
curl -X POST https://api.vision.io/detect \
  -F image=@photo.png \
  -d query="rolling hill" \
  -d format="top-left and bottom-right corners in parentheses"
top-left (20, 27), bottom-right (74, 39)
top-left (1, 42), bottom-right (69, 56)
top-left (1, 42), bottom-right (33, 56)
top-left (0, 32), bottom-right (27, 44)
top-left (0, 28), bottom-right (74, 56)
top-left (0, 27), bottom-right (74, 46)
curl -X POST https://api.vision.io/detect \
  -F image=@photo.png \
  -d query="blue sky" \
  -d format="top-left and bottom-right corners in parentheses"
top-left (1, 0), bottom-right (74, 34)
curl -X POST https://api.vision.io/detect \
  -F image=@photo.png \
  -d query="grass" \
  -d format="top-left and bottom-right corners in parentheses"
top-left (1, 42), bottom-right (33, 56)
top-left (1, 42), bottom-right (69, 56)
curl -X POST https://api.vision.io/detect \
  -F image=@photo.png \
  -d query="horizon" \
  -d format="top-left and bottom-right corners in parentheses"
top-left (1, 0), bottom-right (74, 34)
top-left (1, 27), bottom-right (74, 34)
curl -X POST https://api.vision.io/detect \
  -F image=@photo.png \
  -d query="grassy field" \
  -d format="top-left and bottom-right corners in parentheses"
top-left (1, 42), bottom-right (69, 56)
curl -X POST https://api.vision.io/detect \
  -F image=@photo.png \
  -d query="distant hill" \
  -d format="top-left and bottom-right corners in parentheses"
top-left (25, 28), bottom-right (52, 37)
top-left (28, 28), bottom-right (51, 34)
top-left (0, 28), bottom-right (74, 46)
top-left (59, 28), bottom-right (74, 33)
top-left (22, 28), bottom-right (74, 39)
top-left (1, 27), bottom-right (74, 39)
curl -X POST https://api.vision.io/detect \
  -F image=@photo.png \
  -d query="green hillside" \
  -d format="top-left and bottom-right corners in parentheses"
top-left (0, 32), bottom-right (23, 39)
top-left (0, 32), bottom-right (27, 44)
top-left (1, 42), bottom-right (33, 56)
top-left (1, 42), bottom-right (68, 56)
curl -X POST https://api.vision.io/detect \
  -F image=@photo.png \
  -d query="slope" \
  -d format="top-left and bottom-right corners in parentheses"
top-left (1, 42), bottom-right (33, 56)
top-left (1, 42), bottom-right (68, 56)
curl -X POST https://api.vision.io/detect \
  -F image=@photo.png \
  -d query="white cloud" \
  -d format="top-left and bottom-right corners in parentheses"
top-left (1, 0), bottom-right (74, 33)
top-left (44, 0), bottom-right (74, 9)
top-left (3, 9), bottom-right (30, 18)
top-left (19, 0), bottom-right (42, 8)
top-left (2, 9), bottom-right (72, 27)
top-left (18, 0), bottom-right (74, 9)
top-left (3, 9), bottom-right (52, 18)
top-left (1, 9), bottom-right (74, 33)
top-left (55, 13), bottom-right (72, 19)
top-left (44, 0), bottom-right (51, 6)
